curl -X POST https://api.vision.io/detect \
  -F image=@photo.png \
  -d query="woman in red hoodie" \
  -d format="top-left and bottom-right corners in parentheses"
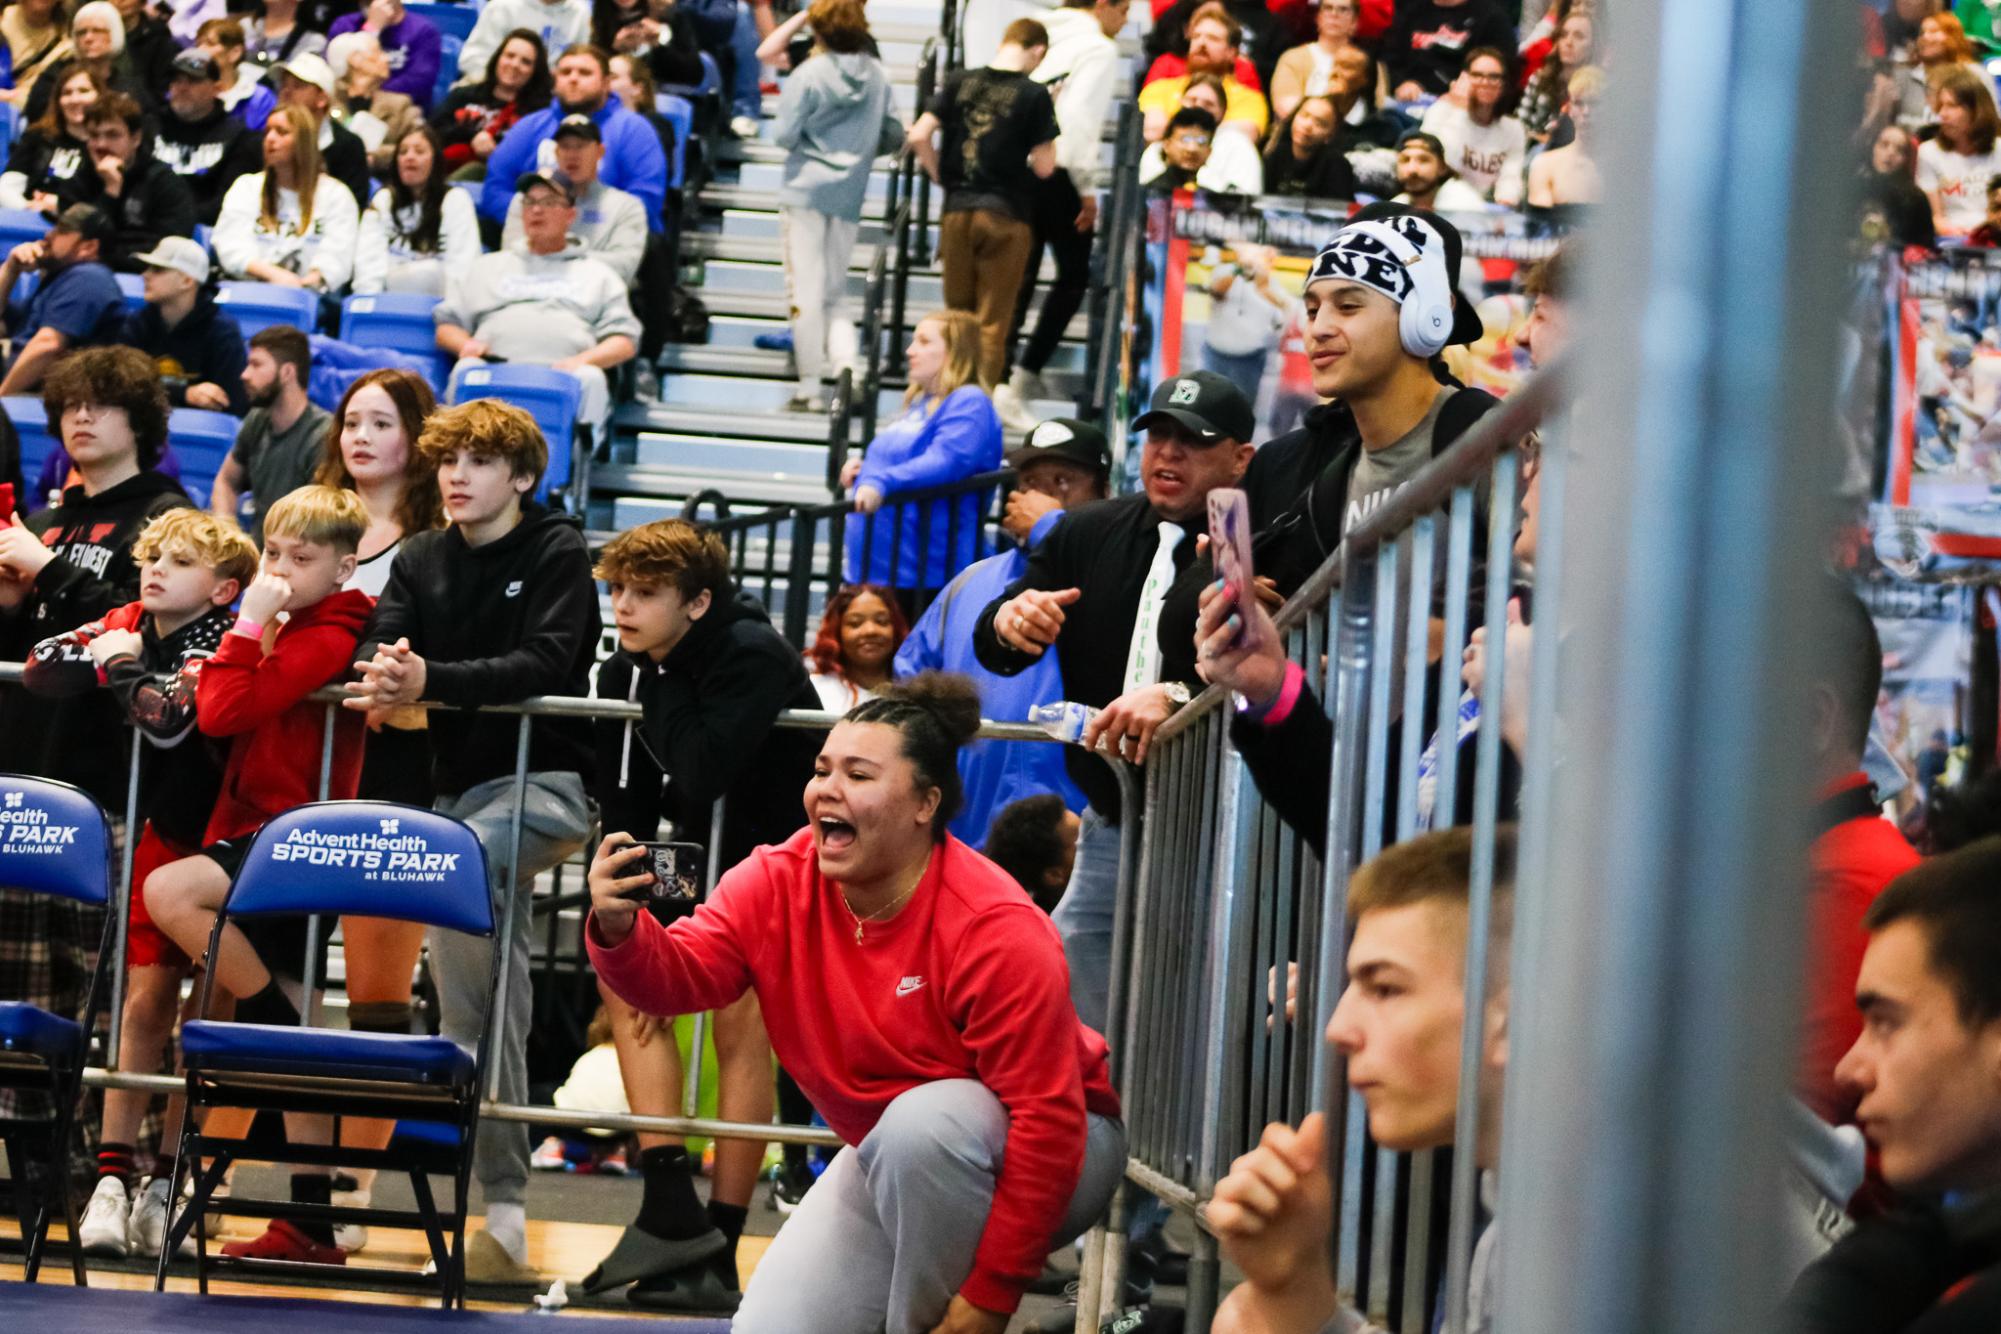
top-left (587, 673), bottom-right (1125, 1334)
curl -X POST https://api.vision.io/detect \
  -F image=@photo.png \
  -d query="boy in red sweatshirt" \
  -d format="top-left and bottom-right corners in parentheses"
top-left (144, 483), bottom-right (375, 1265)
top-left (23, 507), bottom-right (260, 1261)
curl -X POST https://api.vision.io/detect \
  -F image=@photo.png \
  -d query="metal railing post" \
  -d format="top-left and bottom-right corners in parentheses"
top-left (486, 715), bottom-right (533, 1103)
top-left (298, 700), bottom-right (337, 1026)
top-left (106, 727), bottom-right (144, 1068)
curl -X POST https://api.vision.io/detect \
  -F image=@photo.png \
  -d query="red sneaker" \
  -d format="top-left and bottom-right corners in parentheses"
top-left (220, 1219), bottom-right (347, 1265)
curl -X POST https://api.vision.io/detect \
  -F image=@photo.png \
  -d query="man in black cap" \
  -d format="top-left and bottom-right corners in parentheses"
top-left (0, 202), bottom-right (126, 395)
top-left (499, 113), bottom-right (648, 285)
top-left (155, 48), bottom-right (261, 226)
top-left (898, 416), bottom-right (1112, 848)
top-left (79, 92), bottom-right (198, 273)
top-left (974, 375), bottom-right (1255, 1036)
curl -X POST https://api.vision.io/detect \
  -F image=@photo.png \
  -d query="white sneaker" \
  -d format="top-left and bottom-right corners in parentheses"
top-left (79, 1176), bottom-right (131, 1257)
top-left (729, 115), bottom-right (760, 140)
top-left (992, 381), bottom-right (1040, 435)
top-left (332, 1178), bottom-right (370, 1253)
top-left (531, 1135), bottom-right (569, 1171)
top-left (129, 1175), bottom-right (192, 1260)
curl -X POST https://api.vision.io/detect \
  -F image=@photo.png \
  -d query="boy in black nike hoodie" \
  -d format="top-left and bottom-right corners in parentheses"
top-left (579, 519), bottom-right (821, 1311)
top-left (346, 399), bottom-right (599, 1286)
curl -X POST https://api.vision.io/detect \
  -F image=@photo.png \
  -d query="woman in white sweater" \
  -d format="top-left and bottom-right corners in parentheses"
top-left (354, 124), bottom-right (481, 296)
top-left (212, 102), bottom-right (362, 293)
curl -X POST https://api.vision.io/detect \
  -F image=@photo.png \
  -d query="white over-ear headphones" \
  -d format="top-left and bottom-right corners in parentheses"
top-left (1345, 218), bottom-right (1454, 358)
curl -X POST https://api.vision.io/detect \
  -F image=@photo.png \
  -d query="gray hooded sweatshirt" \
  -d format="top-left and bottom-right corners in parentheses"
top-left (435, 239), bottom-right (641, 363)
top-left (772, 49), bottom-right (903, 219)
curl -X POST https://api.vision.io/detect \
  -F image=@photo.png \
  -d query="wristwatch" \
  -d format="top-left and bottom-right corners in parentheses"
top-left (1161, 681), bottom-right (1192, 708)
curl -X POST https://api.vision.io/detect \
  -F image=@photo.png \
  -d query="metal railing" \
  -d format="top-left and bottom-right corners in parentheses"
top-left (1084, 99), bottom-right (1148, 459)
top-left (0, 665), bottom-right (1135, 1170)
top-left (1058, 364), bottom-right (1564, 1333)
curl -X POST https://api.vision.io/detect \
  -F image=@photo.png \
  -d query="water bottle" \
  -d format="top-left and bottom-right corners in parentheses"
top-left (1029, 700), bottom-right (1100, 743)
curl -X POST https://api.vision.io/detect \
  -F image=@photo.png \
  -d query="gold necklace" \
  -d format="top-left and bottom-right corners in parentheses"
top-left (839, 883), bottom-right (918, 944)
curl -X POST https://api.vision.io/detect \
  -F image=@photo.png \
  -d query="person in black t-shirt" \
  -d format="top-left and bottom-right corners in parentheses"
top-left (907, 18), bottom-right (1059, 387)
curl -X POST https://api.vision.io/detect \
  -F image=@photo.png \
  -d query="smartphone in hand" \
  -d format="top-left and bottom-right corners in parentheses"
top-left (1208, 487), bottom-right (1259, 650)
top-left (621, 841), bottom-right (705, 904)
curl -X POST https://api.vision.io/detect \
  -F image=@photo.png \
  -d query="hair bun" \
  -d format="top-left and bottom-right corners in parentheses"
top-left (881, 671), bottom-right (982, 748)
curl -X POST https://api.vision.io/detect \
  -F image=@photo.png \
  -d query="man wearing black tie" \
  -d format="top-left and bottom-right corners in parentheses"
top-left (973, 372), bottom-right (1254, 1035)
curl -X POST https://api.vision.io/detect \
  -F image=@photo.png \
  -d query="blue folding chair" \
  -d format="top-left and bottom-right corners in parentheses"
top-left (0, 775), bottom-right (117, 1286)
top-left (340, 292), bottom-right (450, 391)
top-left (114, 271), bottom-right (145, 318)
top-left (167, 408), bottom-right (240, 509)
top-left (0, 206), bottom-right (49, 257)
top-left (448, 362), bottom-right (584, 506)
top-left (159, 801), bottom-right (494, 1306)
top-left (214, 281), bottom-right (321, 340)
top-left (4, 396), bottom-right (55, 501)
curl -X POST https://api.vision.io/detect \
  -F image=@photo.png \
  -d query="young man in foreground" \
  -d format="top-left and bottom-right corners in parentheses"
top-left (1210, 827), bottom-right (1515, 1334)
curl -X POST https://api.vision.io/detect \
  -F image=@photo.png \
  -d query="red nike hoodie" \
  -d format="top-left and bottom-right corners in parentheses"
top-left (196, 588), bottom-right (375, 842)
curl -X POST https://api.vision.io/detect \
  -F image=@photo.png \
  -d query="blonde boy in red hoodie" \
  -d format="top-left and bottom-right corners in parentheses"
top-left (144, 482), bottom-right (376, 1264)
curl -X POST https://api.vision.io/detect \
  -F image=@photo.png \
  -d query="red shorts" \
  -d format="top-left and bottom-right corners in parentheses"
top-left (126, 823), bottom-right (194, 971)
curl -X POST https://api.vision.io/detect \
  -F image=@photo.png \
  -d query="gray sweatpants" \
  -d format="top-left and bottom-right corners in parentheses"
top-left (431, 771), bottom-right (591, 1205)
top-left (733, 1079), bottom-right (1127, 1334)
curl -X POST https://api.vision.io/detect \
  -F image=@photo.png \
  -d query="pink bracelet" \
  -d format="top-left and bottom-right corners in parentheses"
top-left (1239, 660), bottom-right (1306, 727)
top-left (229, 616), bottom-right (264, 640)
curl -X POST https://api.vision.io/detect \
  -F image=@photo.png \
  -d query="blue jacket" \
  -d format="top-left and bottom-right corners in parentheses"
top-left (845, 385), bottom-right (1003, 589)
top-left (480, 99), bottom-right (669, 229)
top-left (893, 509), bottom-right (1086, 846)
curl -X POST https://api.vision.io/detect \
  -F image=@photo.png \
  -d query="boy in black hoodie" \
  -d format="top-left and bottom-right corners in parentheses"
top-left (0, 346), bottom-right (191, 806)
top-left (579, 519), bottom-right (821, 1311)
top-left (78, 93), bottom-right (199, 275)
top-left (23, 507), bottom-right (259, 1259)
top-left (346, 399), bottom-right (599, 1286)
top-left (0, 347), bottom-right (188, 1120)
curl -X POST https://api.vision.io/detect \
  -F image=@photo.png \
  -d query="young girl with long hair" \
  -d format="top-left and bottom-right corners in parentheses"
top-left (303, 366), bottom-right (445, 1253)
top-left (0, 63), bottom-right (101, 212)
top-left (213, 102), bottom-right (363, 291)
top-left (433, 29), bottom-right (552, 177)
top-left (806, 583), bottom-right (908, 711)
top-left (355, 124), bottom-right (482, 295)
top-left (1919, 66), bottom-right (2001, 236)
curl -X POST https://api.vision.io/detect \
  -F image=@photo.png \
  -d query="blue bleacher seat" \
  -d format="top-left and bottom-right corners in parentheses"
top-left (0, 774), bottom-right (116, 1285)
top-left (0, 206), bottom-right (49, 256)
top-left (448, 362), bottom-right (583, 503)
top-left (161, 800), bottom-right (494, 1305)
top-left (194, 222), bottom-right (212, 254)
top-left (435, 33), bottom-right (464, 108)
top-left (0, 103), bottom-right (19, 163)
top-left (341, 292), bottom-right (450, 391)
top-left (656, 93), bottom-right (693, 189)
top-left (114, 270), bottom-right (145, 317)
top-left (406, 0), bottom-right (479, 45)
top-left (167, 407), bottom-right (241, 509)
top-left (4, 395), bottom-right (55, 500)
top-left (213, 280), bottom-right (320, 340)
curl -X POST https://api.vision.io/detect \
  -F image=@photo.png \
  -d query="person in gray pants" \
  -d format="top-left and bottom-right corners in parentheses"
top-left (586, 675), bottom-right (1127, 1333)
top-left (348, 398), bottom-right (603, 1285)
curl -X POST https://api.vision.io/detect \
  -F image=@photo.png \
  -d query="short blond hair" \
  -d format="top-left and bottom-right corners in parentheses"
top-left (261, 484), bottom-right (368, 554)
top-left (416, 399), bottom-right (548, 485)
top-left (131, 508), bottom-right (260, 587)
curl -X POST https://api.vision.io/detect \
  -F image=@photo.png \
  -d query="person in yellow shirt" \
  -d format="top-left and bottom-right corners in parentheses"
top-left (1138, 3), bottom-right (1269, 141)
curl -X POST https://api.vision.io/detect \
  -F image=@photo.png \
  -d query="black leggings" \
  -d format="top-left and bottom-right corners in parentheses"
top-left (1007, 168), bottom-right (1096, 377)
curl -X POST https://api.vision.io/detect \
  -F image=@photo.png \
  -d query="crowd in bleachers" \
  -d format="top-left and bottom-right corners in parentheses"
top-left (3, 2), bottom-right (2001, 1333)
